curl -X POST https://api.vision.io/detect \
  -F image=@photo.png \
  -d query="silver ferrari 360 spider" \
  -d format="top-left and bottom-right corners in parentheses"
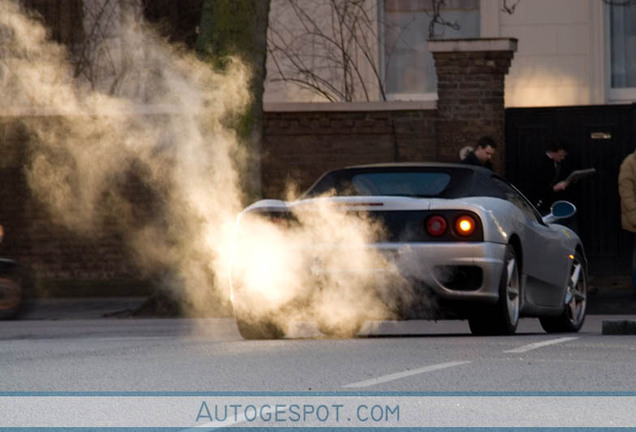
top-left (230, 163), bottom-right (587, 339)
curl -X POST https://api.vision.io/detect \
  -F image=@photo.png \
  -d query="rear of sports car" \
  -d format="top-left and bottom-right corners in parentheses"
top-left (230, 164), bottom-right (587, 338)
top-left (229, 196), bottom-right (508, 338)
top-left (300, 198), bottom-right (508, 318)
top-left (367, 204), bottom-right (503, 297)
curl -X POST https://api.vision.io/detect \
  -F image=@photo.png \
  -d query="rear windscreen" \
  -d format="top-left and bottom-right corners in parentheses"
top-left (350, 172), bottom-right (451, 197)
top-left (304, 167), bottom-right (475, 199)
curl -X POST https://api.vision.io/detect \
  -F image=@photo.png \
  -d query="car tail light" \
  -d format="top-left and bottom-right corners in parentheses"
top-left (455, 215), bottom-right (477, 237)
top-left (266, 211), bottom-right (297, 228)
top-left (426, 215), bottom-right (448, 237)
top-left (270, 216), bottom-right (290, 228)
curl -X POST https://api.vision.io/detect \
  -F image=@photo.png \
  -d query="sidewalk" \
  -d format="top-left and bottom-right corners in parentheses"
top-left (19, 297), bottom-right (148, 320)
top-left (587, 275), bottom-right (636, 315)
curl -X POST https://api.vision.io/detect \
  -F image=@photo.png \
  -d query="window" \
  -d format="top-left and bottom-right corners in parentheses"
top-left (351, 172), bottom-right (452, 197)
top-left (491, 177), bottom-right (544, 224)
top-left (382, 0), bottom-right (480, 100)
top-left (609, 3), bottom-right (636, 100)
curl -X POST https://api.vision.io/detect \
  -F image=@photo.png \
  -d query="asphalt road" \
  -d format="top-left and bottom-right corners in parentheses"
top-left (2, 312), bottom-right (636, 391)
top-left (3, 292), bottom-right (636, 428)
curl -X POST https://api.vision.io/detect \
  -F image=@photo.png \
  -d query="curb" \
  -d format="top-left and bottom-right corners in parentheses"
top-left (20, 297), bottom-right (148, 320)
top-left (602, 320), bottom-right (636, 335)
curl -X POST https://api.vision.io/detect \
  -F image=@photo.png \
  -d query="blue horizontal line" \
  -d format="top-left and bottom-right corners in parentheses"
top-left (1, 391), bottom-right (636, 397)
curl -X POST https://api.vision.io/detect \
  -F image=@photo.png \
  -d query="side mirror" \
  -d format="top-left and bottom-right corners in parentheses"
top-left (542, 200), bottom-right (576, 224)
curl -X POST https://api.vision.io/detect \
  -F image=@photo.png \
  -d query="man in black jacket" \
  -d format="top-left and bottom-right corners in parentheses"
top-left (461, 136), bottom-right (497, 170)
top-left (528, 139), bottom-right (573, 215)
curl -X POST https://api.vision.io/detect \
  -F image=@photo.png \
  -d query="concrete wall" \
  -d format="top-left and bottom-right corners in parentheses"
top-left (499, 0), bottom-right (604, 107)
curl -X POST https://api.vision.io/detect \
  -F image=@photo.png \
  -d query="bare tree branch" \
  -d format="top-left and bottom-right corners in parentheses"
top-left (267, 0), bottom-right (470, 102)
top-left (267, 0), bottom-right (384, 102)
top-left (427, 0), bottom-right (460, 40)
top-left (501, 0), bottom-right (521, 14)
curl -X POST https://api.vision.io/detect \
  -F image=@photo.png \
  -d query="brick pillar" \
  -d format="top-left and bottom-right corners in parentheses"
top-left (429, 38), bottom-right (517, 173)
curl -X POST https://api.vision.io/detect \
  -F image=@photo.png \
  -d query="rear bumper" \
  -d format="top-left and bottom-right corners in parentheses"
top-left (230, 241), bottom-right (508, 317)
top-left (369, 242), bottom-right (507, 302)
top-left (306, 242), bottom-right (507, 300)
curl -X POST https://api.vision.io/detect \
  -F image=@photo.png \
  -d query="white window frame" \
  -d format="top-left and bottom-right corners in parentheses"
top-left (605, 1), bottom-right (636, 104)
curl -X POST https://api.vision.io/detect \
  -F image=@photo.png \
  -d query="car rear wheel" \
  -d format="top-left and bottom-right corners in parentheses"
top-left (539, 251), bottom-right (587, 333)
top-left (231, 285), bottom-right (285, 340)
top-left (317, 320), bottom-right (362, 338)
top-left (235, 314), bottom-right (285, 340)
top-left (469, 245), bottom-right (520, 336)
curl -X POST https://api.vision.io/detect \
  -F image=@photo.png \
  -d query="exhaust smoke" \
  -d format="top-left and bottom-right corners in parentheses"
top-left (1, 0), bottom-right (249, 314)
top-left (1, 1), bottom-right (435, 332)
top-left (230, 198), bottom-right (442, 337)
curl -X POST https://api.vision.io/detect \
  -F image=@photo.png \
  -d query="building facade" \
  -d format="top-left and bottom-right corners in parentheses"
top-left (264, 0), bottom-right (636, 108)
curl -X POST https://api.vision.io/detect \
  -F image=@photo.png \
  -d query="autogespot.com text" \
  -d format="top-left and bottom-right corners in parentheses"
top-left (2, 392), bottom-right (636, 428)
top-left (195, 400), bottom-right (399, 425)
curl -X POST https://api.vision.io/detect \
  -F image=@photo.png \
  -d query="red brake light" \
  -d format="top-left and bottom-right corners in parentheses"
top-left (270, 216), bottom-right (290, 228)
top-left (426, 215), bottom-right (448, 237)
top-left (455, 215), bottom-right (476, 236)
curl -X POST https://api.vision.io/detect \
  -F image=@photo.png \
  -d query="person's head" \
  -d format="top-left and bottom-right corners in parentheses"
top-left (474, 136), bottom-right (497, 164)
top-left (546, 139), bottom-right (569, 162)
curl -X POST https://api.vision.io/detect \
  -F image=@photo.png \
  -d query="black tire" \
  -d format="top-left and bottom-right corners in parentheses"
top-left (234, 311), bottom-right (284, 340)
top-left (0, 260), bottom-right (25, 320)
top-left (317, 320), bottom-right (362, 338)
top-left (469, 245), bottom-right (520, 336)
top-left (539, 251), bottom-right (587, 333)
top-left (230, 281), bottom-right (285, 340)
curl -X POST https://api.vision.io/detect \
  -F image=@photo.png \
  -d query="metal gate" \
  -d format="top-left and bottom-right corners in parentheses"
top-left (505, 104), bottom-right (636, 276)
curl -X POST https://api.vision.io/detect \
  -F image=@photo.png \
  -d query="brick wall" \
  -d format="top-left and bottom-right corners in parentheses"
top-left (262, 39), bottom-right (517, 197)
top-left (0, 119), bottom-right (29, 261)
top-left (261, 108), bottom-right (438, 198)
top-left (0, 117), bottom-right (146, 294)
top-left (430, 39), bottom-right (517, 174)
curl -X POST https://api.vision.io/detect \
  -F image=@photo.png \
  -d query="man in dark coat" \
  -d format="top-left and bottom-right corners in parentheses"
top-left (461, 136), bottom-right (497, 170)
top-left (528, 139), bottom-right (574, 215)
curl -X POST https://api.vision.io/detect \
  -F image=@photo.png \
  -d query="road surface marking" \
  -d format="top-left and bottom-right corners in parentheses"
top-left (342, 360), bottom-right (471, 389)
top-left (504, 336), bottom-right (578, 354)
